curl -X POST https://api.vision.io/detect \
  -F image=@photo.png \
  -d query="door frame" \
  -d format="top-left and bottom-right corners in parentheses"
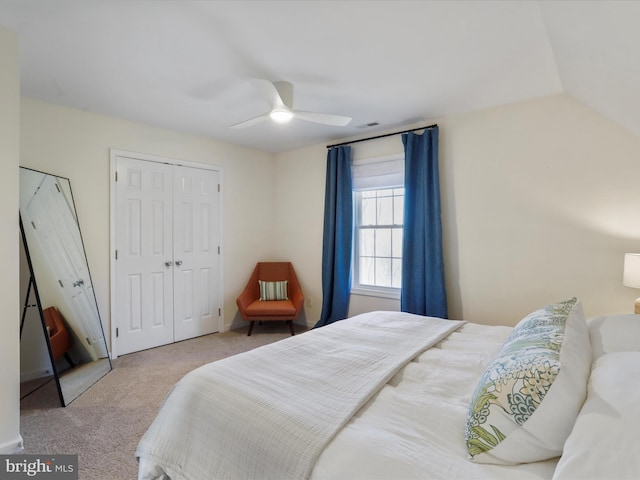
top-left (109, 148), bottom-right (224, 359)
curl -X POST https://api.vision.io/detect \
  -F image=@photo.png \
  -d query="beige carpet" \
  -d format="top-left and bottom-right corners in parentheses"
top-left (20, 322), bottom-right (303, 479)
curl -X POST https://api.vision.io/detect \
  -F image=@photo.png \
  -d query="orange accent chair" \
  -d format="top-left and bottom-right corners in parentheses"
top-left (42, 306), bottom-right (74, 367)
top-left (236, 262), bottom-right (304, 336)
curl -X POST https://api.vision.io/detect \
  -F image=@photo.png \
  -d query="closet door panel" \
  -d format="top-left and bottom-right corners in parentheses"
top-left (115, 157), bottom-right (174, 355)
top-left (173, 165), bottom-right (220, 342)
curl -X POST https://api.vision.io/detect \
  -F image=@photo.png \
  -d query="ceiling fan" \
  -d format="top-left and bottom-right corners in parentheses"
top-left (230, 80), bottom-right (352, 129)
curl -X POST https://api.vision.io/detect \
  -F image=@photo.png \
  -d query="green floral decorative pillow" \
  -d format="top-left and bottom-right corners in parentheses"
top-left (465, 298), bottom-right (591, 465)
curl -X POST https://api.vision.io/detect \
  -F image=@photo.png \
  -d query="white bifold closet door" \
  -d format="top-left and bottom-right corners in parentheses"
top-left (114, 156), bottom-right (221, 356)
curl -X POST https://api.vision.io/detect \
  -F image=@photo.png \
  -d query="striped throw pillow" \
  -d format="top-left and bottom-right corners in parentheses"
top-left (258, 280), bottom-right (288, 301)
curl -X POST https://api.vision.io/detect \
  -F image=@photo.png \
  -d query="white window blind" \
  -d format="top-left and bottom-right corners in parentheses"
top-left (352, 154), bottom-right (404, 191)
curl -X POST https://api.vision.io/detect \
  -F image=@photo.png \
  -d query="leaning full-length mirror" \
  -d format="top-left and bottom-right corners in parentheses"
top-left (19, 167), bottom-right (111, 406)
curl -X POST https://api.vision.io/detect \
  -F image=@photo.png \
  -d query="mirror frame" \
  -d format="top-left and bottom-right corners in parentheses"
top-left (19, 166), bottom-right (111, 407)
top-left (19, 220), bottom-right (65, 405)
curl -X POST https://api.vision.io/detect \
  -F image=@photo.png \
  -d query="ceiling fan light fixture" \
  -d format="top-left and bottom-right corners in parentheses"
top-left (230, 81), bottom-right (351, 129)
top-left (269, 108), bottom-right (294, 123)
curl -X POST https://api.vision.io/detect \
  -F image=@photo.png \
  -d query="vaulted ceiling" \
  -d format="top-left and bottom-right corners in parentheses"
top-left (1, 1), bottom-right (638, 152)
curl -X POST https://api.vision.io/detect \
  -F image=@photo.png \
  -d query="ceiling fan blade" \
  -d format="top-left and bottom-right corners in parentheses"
top-left (272, 81), bottom-right (294, 109)
top-left (252, 79), bottom-right (287, 109)
top-left (292, 110), bottom-right (352, 126)
top-left (230, 113), bottom-right (270, 129)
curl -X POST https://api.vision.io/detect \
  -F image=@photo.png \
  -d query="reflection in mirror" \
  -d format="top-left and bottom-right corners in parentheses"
top-left (19, 167), bottom-right (111, 406)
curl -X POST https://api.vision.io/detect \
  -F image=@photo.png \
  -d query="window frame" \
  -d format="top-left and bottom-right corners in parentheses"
top-left (351, 187), bottom-right (404, 300)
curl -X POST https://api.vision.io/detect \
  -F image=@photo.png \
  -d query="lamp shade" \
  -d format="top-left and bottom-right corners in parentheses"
top-left (623, 253), bottom-right (640, 288)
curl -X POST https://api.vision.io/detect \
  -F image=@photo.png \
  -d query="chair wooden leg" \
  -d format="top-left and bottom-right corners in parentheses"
top-left (287, 320), bottom-right (295, 336)
top-left (247, 321), bottom-right (255, 336)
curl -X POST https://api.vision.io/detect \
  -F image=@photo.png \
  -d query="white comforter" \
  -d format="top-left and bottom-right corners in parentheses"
top-left (311, 322), bottom-right (558, 479)
top-left (136, 311), bottom-right (463, 480)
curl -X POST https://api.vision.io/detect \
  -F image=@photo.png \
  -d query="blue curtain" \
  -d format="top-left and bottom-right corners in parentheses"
top-left (314, 146), bottom-right (354, 328)
top-left (401, 128), bottom-right (448, 318)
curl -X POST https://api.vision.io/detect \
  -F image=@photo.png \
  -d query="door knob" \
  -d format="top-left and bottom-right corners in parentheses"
top-left (165, 261), bottom-right (173, 267)
top-left (175, 260), bottom-right (183, 266)
top-left (72, 279), bottom-right (85, 287)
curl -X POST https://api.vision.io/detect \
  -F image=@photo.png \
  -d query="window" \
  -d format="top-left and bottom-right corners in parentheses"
top-left (353, 187), bottom-right (404, 297)
top-left (351, 154), bottom-right (405, 299)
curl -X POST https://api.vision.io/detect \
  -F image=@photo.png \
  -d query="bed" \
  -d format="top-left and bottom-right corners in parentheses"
top-left (136, 298), bottom-right (640, 479)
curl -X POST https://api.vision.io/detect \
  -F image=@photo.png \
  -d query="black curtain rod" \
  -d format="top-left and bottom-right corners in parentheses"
top-left (326, 123), bottom-right (438, 149)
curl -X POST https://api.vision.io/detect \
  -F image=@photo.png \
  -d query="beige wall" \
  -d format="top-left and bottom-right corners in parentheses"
top-left (20, 97), bottom-right (277, 347)
top-left (15, 91), bottom-right (640, 357)
top-left (274, 94), bottom-right (640, 327)
top-left (0, 26), bottom-right (22, 453)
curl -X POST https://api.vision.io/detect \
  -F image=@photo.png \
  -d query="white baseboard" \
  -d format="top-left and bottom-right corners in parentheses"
top-left (20, 368), bottom-right (53, 383)
top-left (0, 435), bottom-right (24, 454)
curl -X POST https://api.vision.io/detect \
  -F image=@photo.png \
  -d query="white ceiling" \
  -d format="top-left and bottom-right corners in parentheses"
top-left (1, 0), bottom-right (639, 153)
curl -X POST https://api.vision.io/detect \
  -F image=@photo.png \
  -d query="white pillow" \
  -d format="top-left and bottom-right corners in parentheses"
top-left (587, 314), bottom-right (640, 361)
top-left (553, 352), bottom-right (640, 479)
top-left (465, 298), bottom-right (591, 465)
